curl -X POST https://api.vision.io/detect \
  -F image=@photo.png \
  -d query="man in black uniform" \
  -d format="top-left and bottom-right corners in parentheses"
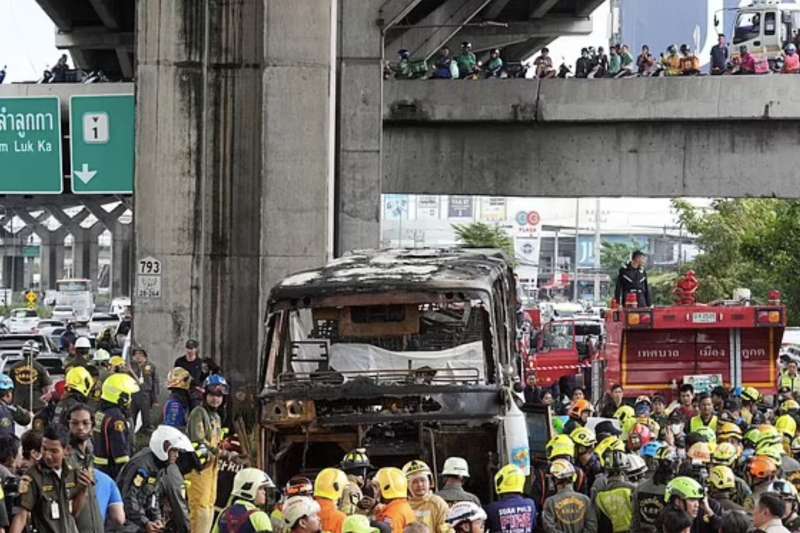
top-left (614, 250), bottom-right (651, 307)
top-left (92, 373), bottom-right (140, 479)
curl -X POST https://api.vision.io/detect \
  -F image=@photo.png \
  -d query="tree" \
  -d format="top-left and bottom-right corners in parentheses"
top-left (600, 241), bottom-right (641, 278)
top-left (452, 222), bottom-right (514, 258)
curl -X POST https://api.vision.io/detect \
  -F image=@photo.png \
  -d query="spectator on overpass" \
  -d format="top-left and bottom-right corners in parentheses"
top-left (575, 48), bottom-right (592, 78)
top-left (0, 66), bottom-right (6, 84)
top-left (617, 45), bottom-right (635, 77)
top-left (534, 48), bottom-right (556, 79)
top-left (455, 42), bottom-right (477, 79)
top-left (486, 49), bottom-right (504, 78)
top-left (662, 45), bottom-right (682, 76)
top-left (432, 47), bottom-right (457, 79)
top-left (679, 45), bottom-right (701, 76)
top-left (607, 46), bottom-right (621, 77)
top-left (592, 47), bottom-right (609, 78)
top-left (637, 45), bottom-right (656, 76)
top-left (734, 45), bottom-right (756, 75)
top-left (783, 44), bottom-right (800, 74)
top-left (710, 34), bottom-right (729, 75)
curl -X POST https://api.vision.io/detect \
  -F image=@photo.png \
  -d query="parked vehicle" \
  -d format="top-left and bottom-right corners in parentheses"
top-left (0, 334), bottom-right (65, 377)
top-left (51, 305), bottom-right (75, 322)
top-left (5, 309), bottom-right (39, 334)
top-left (88, 312), bottom-right (120, 337)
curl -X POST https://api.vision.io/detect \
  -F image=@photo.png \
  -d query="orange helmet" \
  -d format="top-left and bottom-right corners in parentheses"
top-left (569, 399), bottom-right (594, 419)
top-left (749, 456), bottom-right (778, 481)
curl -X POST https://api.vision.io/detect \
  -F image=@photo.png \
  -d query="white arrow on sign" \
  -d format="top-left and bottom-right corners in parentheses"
top-left (73, 163), bottom-right (97, 184)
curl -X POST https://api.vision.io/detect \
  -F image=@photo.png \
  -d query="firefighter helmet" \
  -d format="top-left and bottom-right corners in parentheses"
top-left (495, 464), bottom-right (526, 495)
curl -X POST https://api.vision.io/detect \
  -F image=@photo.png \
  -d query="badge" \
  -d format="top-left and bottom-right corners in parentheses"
top-left (133, 474), bottom-right (144, 488)
top-left (144, 365), bottom-right (153, 376)
top-left (33, 419), bottom-right (44, 431)
top-left (42, 484), bottom-right (54, 493)
top-left (0, 418), bottom-right (11, 428)
top-left (114, 420), bottom-right (127, 432)
top-left (18, 476), bottom-right (30, 495)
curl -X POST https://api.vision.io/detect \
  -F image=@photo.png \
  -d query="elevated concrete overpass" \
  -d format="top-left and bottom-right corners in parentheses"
top-left (383, 77), bottom-right (800, 198)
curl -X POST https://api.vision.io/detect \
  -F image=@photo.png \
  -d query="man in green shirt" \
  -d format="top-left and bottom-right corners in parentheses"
top-left (455, 42), bottom-right (477, 79)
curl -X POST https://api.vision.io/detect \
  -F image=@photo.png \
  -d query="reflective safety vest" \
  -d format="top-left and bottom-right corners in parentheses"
top-left (781, 372), bottom-right (800, 394)
top-left (596, 485), bottom-right (633, 533)
top-left (689, 415), bottom-right (718, 433)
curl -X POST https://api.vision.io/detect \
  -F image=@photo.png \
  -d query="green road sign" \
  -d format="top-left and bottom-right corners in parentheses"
top-left (70, 94), bottom-right (135, 194)
top-left (0, 97), bottom-right (63, 193)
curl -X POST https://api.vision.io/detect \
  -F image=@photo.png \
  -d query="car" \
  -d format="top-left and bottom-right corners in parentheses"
top-left (51, 305), bottom-right (75, 322)
top-left (109, 297), bottom-right (131, 318)
top-left (0, 334), bottom-right (65, 378)
top-left (34, 319), bottom-right (65, 332)
top-left (88, 313), bottom-right (120, 337)
top-left (5, 309), bottom-right (40, 334)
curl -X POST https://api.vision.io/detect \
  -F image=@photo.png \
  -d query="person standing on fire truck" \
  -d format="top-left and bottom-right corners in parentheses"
top-left (614, 251), bottom-right (651, 308)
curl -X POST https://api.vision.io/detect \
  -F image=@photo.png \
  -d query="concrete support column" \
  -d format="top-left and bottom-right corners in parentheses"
top-left (2, 256), bottom-right (24, 291)
top-left (39, 235), bottom-right (66, 291)
top-left (335, 1), bottom-right (383, 255)
top-left (72, 230), bottom-right (92, 283)
top-left (110, 223), bottom-right (132, 298)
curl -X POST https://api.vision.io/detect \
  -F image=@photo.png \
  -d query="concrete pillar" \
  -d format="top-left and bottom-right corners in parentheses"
top-left (2, 256), bottom-right (24, 291)
top-left (335, 1), bottom-right (383, 255)
top-left (39, 236), bottom-right (66, 291)
top-left (110, 223), bottom-right (132, 298)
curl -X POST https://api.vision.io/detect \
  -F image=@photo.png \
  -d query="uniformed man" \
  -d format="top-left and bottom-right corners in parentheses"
top-left (9, 424), bottom-right (93, 533)
top-left (65, 337), bottom-right (93, 372)
top-left (631, 446), bottom-right (674, 532)
top-left (163, 367), bottom-right (193, 432)
top-left (690, 394), bottom-right (719, 434)
top-left (339, 448), bottom-right (372, 514)
top-left (542, 459), bottom-right (596, 533)
top-left (7, 340), bottom-right (52, 413)
top-left (92, 373), bottom-right (140, 479)
top-left (614, 250), bottom-right (650, 307)
top-left (113, 424), bottom-right (194, 533)
top-left (109, 422), bottom-right (194, 533)
top-left (54, 366), bottom-right (94, 430)
top-left (781, 361), bottom-right (800, 396)
top-left (435, 456), bottom-right (481, 506)
top-left (130, 346), bottom-right (159, 433)
top-left (186, 374), bottom-right (229, 533)
top-left (594, 450), bottom-right (635, 533)
top-left (65, 403), bottom-right (106, 533)
top-left (0, 374), bottom-right (31, 439)
top-left (213, 468), bottom-right (275, 533)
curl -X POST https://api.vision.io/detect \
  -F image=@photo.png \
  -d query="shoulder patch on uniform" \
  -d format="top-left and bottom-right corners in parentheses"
top-left (18, 475), bottom-right (30, 495)
top-left (0, 418), bottom-right (11, 428)
top-left (144, 365), bottom-right (153, 375)
top-left (114, 420), bottom-right (127, 432)
top-left (133, 474), bottom-right (144, 487)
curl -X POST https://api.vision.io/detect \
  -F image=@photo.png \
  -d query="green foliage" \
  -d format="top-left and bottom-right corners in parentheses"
top-left (672, 198), bottom-right (800, 324)
top-left (600, 241), bottom-right (641, 277)
top-left (452, 222), bottom-right (514, 258)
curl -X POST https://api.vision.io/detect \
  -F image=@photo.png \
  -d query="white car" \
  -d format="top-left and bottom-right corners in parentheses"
top-left (109, 297), bottom-right (131, 318)
top-left (5, 309), bottom-right (39, 333)
top-left (51, 305), bottom-right (75, 322)
top-left (88, 313), bottom-right (120, 337)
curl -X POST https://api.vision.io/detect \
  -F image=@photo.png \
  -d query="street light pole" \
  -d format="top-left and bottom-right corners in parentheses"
top-left (593, 198), bottom-right (601, 302)
top-left (573, 199), bottom-right (580, 301)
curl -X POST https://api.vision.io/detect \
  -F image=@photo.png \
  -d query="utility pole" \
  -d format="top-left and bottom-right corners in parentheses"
top-left (573, 199), bottom-right (580, 301)
top-left (593, 198), bottom-right (602, 303)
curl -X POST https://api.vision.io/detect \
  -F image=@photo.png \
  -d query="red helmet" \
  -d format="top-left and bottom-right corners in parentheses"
top-left (627, 423), bottom-right (652, 450)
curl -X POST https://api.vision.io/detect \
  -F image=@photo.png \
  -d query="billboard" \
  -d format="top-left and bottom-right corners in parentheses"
top-left (448, 196), bottom-right (474, 218)
top-left (619, 0), bottom-right (797, 66)
top-left (416, 195), bottom-right (440, 219)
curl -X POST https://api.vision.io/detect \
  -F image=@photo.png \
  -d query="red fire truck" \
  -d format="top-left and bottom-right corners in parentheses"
top-left (526, 275), bottom-right (786, 399)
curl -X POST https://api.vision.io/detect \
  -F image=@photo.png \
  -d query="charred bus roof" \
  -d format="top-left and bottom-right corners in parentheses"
top-left (268, 248), bottom-right (513, 307)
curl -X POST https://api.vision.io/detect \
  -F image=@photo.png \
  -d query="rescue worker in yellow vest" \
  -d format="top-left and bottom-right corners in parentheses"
top-left (594, 450), bottom-right (635, 533)
top-left (689, 393), bottom-right (718, 434)
top-left (212, 467), bottom-right (275, 533)
top-left (92, 373), bottom-right (140, 479)
top-left (781, 361), bottom-right (800, 396)
top-left (402, 460), bottom-right (449, 533)
top-left (339, 449), bottom-right (371, 515)
top-left (315, 468), bottom-right (348, 533)
top-left (186, 374), bottom-right (228, 533)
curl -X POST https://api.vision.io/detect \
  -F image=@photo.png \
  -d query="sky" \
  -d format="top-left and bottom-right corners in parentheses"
top-left (0, 1), bottom-right (63, 82)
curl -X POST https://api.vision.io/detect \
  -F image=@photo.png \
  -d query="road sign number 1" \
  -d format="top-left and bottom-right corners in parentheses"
top-left (82, 112), bottom-right (109, 144)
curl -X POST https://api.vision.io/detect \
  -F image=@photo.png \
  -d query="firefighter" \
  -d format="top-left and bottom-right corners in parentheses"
top-left (533, 435), bottom-right (581, 512)
top-left (690, 393), bottom-right (718, 434)
top-left (314, 467), bottom-right (348, 533)
top-left (0, 374), bottom-right (31, 438)
top-left (708, 465), bottom-right (745, 513)
top-left (657, 476), bottom-right (722, 533)
top-left (339, 448), bottom-right (370, 514)
top-left (613, 250), bottom-right (650, 307)
top-left (186, 374), bottom-right (229, 533)
top-left (436, 456), bottom-right (481, 506)
top-left (92, 373), bottom-right (140, 479)
top-left (541, 459), bottom-right (596, 533)
top-left (710, 442), bottom-right (753, 510)
top-left (485, 464), bottom-right (537, 533)
top-left (213, 467), bottom-right (275, 533)
top-left (625, 454), bottom-right (648, 484)
top-left (594, 450), bottom-right (635, 533)
top-left (402, 460), bottom-right (449, 533)
top-left (717, 422), bottom-right (744, 447)
top-left (115, 424), bottom-right (194, 532)
top-left (374, 467), bottom-right (416, 533)
top-left (564, 400), bottom-right (593, 435)
top-left (614, 405), bottom-right (636, 437)
top-left (66, 336), bottom-right (93, 371)
top-left (273, 477), bottom-right (315, 533)
top-left (571, 427), bottom-right (601, 495)
top-left (283, 496), bottom-right (322, 533)
top-left (591, 436), bottom-right (626, 502)
top-left (631, 446), bottom-right (676, 532)
top-left (766, 480), bottom-right (800, 531)
top-left (740, 387), bottom-right (762, 426)
top-left (748, 455), bottom-right (779, 502)
top-left (446, 501), bottom-right (487, 533)
top-left (54, 366), bottom-right (94, 429)
top-left (163, 367), bottom-right (193, 432)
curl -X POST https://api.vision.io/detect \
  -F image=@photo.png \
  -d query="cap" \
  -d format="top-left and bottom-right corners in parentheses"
top-left (343, 515), bottom-right (380, 533)
top-left (185, 339), bottom-right (199, 349)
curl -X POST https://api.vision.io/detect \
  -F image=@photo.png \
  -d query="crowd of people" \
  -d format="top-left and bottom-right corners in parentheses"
top-left (390, 34), bottom-right (800, 80)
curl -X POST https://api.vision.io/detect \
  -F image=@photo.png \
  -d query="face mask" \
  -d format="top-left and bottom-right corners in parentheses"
top-left (671, 423), bottom-right (684, 436)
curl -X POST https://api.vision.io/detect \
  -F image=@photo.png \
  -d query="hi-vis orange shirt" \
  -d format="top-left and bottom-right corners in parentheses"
top-left (317, 497), bottom-right (346, 533)
top-left (377, 499), bottom-right (417, 533)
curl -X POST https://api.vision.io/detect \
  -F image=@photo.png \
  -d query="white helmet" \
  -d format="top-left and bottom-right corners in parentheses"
top-left (447, 502), bottom-right (487, 526)
top-left (149, 425), bottom-right (193, 462)
top-left (625, 453), bottom-right (648, 481)
top-left (441, 457), bottom-right (470, 478)
top-left (232, 468), bottom-right (276, 501)
top-left (283, 496), bottom-right (320, 528)
top-left (75, 337), bottom-right (91, 350)
top-left (93, 348), bottom-right (111, 362)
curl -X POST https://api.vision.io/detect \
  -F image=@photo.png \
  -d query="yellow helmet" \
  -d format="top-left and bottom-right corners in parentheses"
top-left (777, 415), bottom-right (798, 438)
top-left (709, 465), bottom-right (736, 491)
top-left (570, 427), bottom-right (597, 448)
top-left (402, 460), bottom-right (432, 481)
top-left (109, 356), bottom-right (127, 371)
top-left (65, 366), bottom-right (94, 398)
top-left (313, 468), bottom-right (348, 501)
top-left (711, 442), bottom-right (739, 467)
top-left (595, 436), bottom-right (625, 466)
top-left (741, 387), bottom-right (761, 403)
top-left (687, 442), bottom-right (711, 464)
top-left (782, 400), bottom-right (800, 414)
top-left (166, 367), bottom-right (192, 390)
top-left (614, 405), bottom-right (635, 423)
top-left (375, 467), bottom-right (407, 500)
top-left (546, 434), bottom-right (575, 460)
top-left (717, 422), bottom-right (743, 442)
top-left (495, 464), bottom-right (525, 495)
top-left (100, 373), bottom-right (140, 407)
top-left (758, 425), bottom-right (783, 447)
top-left (756, 444), bottom-right (784, 465)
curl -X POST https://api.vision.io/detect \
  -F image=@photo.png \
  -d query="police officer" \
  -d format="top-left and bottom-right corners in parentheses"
top-left (163, 367), bottom-right (192, 432)
top-left (186, 374), bottom-right (229, 533)
top-left (113, 424), bottom-right (194, 533)
top-left (92, 373), bottom-right (140, 479)
top-left (54, 366), bottom-right (94, 429)
top-left (542, 459), bottom-right (596, 533)
top-left (130, 346), bottom-right (159, 433)
top-left (9, 424), bottom-right (93, 533)
top-left (614, 250), bottom-right (650, 307)
top-left (0, 374), bottom-right (31, 438)
top-left (65, 403), bottom-right (105, 533)
top-left (65, 337), bottom-right (93, 371)
top-left (213, 468), bottom-right (275, 533)
top-left (7, 339), bottom-right (51, 413)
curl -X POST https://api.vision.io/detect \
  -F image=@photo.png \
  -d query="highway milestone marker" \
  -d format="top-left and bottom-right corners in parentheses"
top-left (70, 94), bottom-right (134, 194)
top-left (0, 96), bottom-right (63, 193)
